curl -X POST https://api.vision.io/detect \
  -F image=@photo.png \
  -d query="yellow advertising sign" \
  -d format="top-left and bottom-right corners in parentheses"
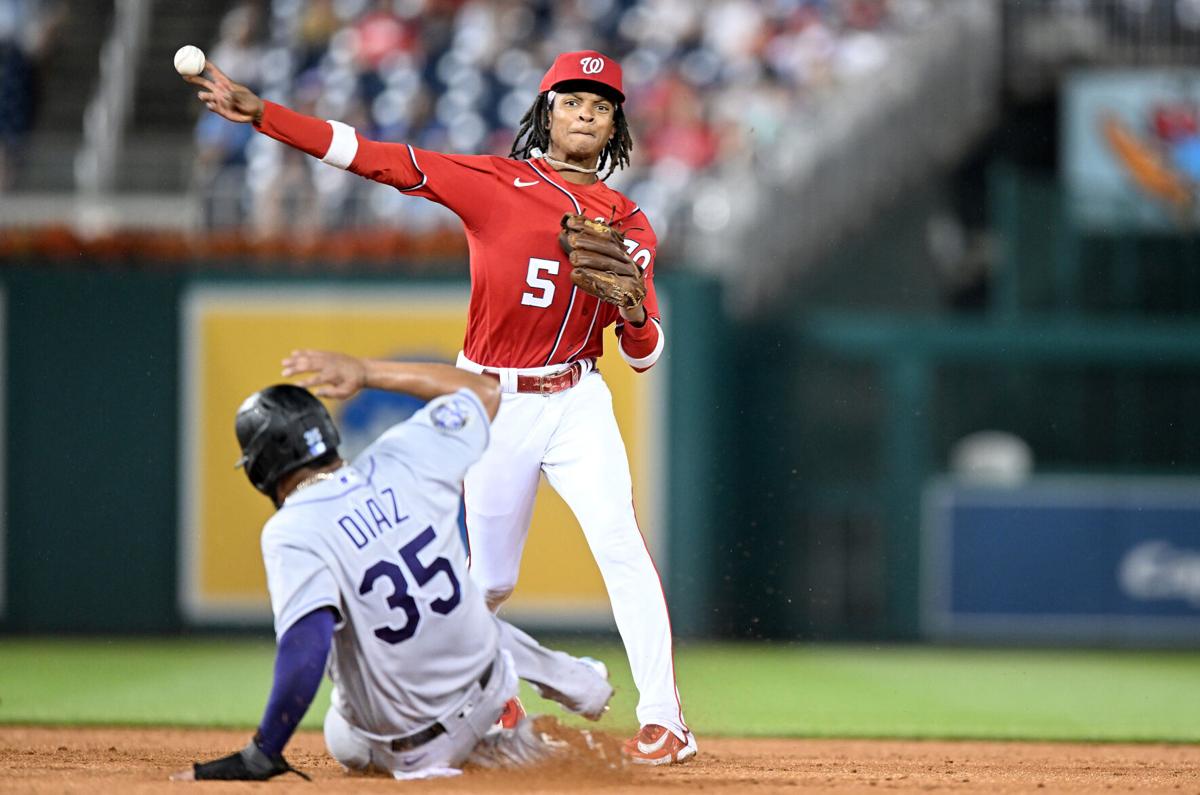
top-left (179, 285), bottom-right (665, 627)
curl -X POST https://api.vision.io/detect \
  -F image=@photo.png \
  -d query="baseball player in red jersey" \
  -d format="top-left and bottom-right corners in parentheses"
top-left (185, 49), bottom-right (695, 765)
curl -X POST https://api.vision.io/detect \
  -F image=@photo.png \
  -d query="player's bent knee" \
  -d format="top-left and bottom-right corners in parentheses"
top-left (324, 706), bottom-right (372, 772)
top-left (484, 586), bottom-right (515, 612)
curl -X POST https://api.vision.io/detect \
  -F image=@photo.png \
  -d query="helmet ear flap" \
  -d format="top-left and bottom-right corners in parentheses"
top-left (244, 436), bottom-right (274, 494)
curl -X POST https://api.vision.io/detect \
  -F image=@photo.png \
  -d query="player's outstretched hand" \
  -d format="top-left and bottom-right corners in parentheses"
top-left (183, 61), bottom-right (264, 124)
top-left (282, 349), bottom-right (368, 399)
top-left (168, 738), bottom-right (310, 781)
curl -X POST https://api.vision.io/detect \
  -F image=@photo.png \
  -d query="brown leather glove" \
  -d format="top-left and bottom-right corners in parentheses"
top-left (558, 214), bottom-right (647, 309)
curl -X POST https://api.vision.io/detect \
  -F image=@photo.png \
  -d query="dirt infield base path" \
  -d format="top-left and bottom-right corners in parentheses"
top-left (2, 726), bottom-right (1198, 793)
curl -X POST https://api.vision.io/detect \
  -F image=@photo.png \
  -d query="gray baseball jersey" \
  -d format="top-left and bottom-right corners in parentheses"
top-left (260, 388), bottom-right (498, 739)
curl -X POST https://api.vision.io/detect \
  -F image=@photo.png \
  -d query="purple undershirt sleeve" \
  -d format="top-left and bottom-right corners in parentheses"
top-left (255, 607), bottom-right (336, 758)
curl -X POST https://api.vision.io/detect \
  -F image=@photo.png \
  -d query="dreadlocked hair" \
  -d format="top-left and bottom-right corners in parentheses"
top-left (508, 91), bottom-right (633, 180)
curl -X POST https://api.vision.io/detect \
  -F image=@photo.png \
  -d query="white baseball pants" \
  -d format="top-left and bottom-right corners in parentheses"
top-left (463, 368), bottom-right (687, 738)
top-left (324, 648), bottom-right (516, 779)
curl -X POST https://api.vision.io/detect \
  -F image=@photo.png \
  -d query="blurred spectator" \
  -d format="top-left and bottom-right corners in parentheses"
top-left (841, 0), bottom-right (890, 30)
top-left (210, 2), bottom-right (266, 87)
top-left (353, 0), bottom-right (417, 70)
top-left (640, 75), bottom-right (720, 171)
top-left (195, 0), bottom-right (927, 244)
top-left (296, 0), bottom-right (339, 72)
top-left (193, 2), bottom-right (266, 226)
top-left (0, 0), bottom-right (63, 191)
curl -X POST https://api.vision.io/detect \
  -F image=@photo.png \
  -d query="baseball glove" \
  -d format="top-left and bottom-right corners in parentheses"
top-left (558, 214), bottom-right (646, 309)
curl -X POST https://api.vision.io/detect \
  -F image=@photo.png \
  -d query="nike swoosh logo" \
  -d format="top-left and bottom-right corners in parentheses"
top-left (401, 752), bottom-right (427, 766)
top-left (513, 178), bottom-right (540, 188)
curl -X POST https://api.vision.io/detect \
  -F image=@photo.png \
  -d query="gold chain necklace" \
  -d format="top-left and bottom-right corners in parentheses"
top-left (293, 470), bottom-right (339, 493)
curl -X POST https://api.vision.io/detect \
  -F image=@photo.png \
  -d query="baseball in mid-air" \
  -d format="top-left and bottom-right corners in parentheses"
top-left (173, 45), bottom-right (206, 76)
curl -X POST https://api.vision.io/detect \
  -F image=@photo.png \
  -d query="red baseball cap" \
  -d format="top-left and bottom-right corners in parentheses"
top-left (539, 50), bottom-right (624, 103)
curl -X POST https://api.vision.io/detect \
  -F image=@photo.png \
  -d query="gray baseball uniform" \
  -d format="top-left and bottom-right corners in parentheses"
top-left (260, 388), bottom-right (611, 778)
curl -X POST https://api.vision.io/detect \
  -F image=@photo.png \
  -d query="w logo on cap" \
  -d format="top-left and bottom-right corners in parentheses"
top-left (580, 56), bottom-right (605, 75)
top-left (539, 51), bottom-right (625, 103)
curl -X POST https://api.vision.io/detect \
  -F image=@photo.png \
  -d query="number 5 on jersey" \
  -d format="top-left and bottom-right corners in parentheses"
top-left (521, 242), bottom-right (649, 309)
top-left (521, 257), bottom-right (559, 308)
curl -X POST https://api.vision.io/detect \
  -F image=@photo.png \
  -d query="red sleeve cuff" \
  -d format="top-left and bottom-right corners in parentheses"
top-left (620, 316), bottom-right (658, 341)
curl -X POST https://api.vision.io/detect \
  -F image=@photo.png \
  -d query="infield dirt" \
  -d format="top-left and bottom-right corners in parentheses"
top-left (2, 726), bottom-right (1198, 793)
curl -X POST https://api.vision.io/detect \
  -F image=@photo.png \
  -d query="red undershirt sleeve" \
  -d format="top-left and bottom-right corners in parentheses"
top-left (616, 216), bottom-right (664, 372)
top-left (253, 101), bottom-right (334, 159)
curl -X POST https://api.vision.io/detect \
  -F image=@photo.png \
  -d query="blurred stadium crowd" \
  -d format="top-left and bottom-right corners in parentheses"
top-left (4, 0), bottom-right (1199, 266)
top-left (193, 0), bottom-right (938, 240)
top-left (0, 0), bottom-right (64, 190)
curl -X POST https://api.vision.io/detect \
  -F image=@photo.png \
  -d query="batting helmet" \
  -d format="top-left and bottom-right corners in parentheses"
top-left (235, 384), bottom-right (341, 500)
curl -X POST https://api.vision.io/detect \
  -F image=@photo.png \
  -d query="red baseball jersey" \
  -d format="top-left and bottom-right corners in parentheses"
top-left (255, 102), bottom-right (664, 372)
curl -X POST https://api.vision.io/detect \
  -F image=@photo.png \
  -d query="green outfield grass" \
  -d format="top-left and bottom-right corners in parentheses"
top-left (1, 638), bottom-right (1198, 742)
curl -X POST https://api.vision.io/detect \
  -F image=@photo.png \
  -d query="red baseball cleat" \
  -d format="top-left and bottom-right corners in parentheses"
top-left (623, 724), bottom-right (698, 766)
top-left (495, 696), bottom-right (526, 731)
